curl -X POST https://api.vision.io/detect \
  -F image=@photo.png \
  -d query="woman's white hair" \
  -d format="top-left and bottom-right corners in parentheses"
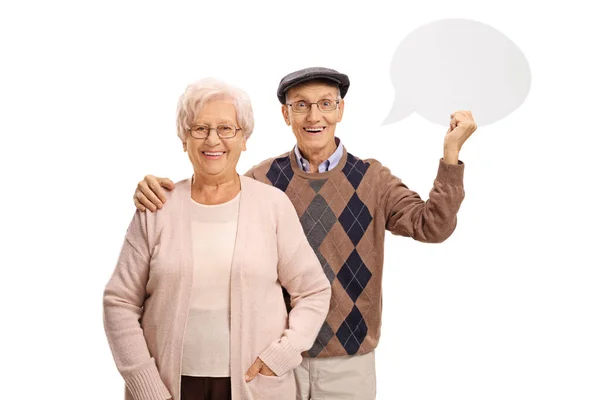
top-left (176, 77), bottom-right (255, 142)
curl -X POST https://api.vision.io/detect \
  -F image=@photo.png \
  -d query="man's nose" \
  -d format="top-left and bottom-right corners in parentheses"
top-left (306, 104), bottom-right (321, 122)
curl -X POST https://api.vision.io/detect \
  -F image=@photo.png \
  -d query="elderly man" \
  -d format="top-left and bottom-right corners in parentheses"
top-left (133, 67), bottom-right (477, 400)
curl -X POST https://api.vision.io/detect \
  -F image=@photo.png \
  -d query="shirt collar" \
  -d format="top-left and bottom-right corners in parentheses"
top-left (294, 137), bottom-right (343, 173)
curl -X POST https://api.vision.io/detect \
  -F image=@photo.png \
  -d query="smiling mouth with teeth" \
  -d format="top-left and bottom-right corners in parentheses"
top-left (303, 126), bottom-right (326, 135)
top-left (202, 151), bottom-right (225, 157)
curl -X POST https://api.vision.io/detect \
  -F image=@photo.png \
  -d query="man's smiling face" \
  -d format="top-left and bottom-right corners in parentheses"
top-left (282, 81), bottom-right (344, 155)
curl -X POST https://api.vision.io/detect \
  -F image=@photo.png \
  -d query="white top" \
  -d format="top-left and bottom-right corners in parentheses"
top-left (181, 192), bottom-right (240, 377)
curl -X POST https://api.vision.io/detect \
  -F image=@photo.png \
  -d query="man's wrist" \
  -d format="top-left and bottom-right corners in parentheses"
top-left (443, 146), bottom-right (460, 164)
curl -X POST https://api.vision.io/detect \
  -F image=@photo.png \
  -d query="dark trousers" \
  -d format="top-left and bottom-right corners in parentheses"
top-left (180, 376), bottom-right (232, 400)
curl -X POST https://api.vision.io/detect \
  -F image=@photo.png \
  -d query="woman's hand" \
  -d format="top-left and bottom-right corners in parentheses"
top-left (245, 357), bottom-right (276, 381)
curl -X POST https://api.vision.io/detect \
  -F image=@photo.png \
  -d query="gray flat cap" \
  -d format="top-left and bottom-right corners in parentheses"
top-left (277, 67), bottom-right (350, 104)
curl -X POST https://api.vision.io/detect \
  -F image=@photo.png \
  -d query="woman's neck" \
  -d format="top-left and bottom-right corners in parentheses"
top-left (191, 173), bottom-right (241, 205)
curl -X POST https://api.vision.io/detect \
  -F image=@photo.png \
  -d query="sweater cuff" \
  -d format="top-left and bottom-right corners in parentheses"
top-left (436, 158), bottom-right (464, 186)
top-left (124, 364), bottom-right (172, 400)
top-left (259, 338), bottom-right (302, 377)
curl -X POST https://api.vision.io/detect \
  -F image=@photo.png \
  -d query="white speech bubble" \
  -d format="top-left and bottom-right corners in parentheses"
top-left (383, 18), bottom-right (531, 127)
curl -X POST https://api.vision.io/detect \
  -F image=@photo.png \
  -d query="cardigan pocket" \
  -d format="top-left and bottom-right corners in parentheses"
top-left (248, 371), bottom-right (295, 400)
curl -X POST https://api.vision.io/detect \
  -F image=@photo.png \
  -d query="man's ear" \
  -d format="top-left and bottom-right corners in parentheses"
top-left (281, 104), bottom-right (291, 126)
top-left (336, 99), bottom-right (345, 123)
top-left (183, 140), bottom-right (187, 152)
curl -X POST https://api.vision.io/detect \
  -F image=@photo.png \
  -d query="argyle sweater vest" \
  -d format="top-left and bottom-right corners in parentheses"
top-left (245, 146), bottom-right (465, 358)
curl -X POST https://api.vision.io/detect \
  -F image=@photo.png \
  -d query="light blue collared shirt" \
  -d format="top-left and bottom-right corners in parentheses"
top-left (294, 137), bottom-right (343, 173)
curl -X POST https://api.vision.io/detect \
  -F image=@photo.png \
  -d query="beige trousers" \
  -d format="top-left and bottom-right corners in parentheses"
top-left (294, 351), bottom-right (376, 400)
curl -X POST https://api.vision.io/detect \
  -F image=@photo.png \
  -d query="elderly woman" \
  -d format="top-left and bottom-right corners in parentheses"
top-left (103, 78), bottom-right (331, 400)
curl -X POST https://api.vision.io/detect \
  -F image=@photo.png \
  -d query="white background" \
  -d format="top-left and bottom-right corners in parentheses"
top-left (1, 0), bottom-right (599, 399)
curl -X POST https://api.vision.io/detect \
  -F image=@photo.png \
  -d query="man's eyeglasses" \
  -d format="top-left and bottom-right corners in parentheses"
top-left (286, 99), bottom-right (339, 113)
top-left (187, 124), bottom-right (242, 139)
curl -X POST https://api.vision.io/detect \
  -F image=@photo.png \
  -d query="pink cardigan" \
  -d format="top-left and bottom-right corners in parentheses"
top-left (103, 176), bottom-right (331, 400)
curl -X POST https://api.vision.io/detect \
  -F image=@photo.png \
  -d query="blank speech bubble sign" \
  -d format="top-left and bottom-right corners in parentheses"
top-left (383, 18), bottom-right (531, 127)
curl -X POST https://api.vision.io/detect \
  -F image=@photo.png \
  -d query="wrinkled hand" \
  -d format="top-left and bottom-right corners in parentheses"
top-left (245, 357), bottom-right (276, 382)
top-left (133, 175), bottom-right (175, 212)
top-left (444, 110), bottom-right (478, 152)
